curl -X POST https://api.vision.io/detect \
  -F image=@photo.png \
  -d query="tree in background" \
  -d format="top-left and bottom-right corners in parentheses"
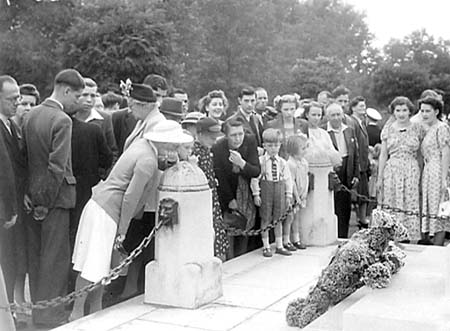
top-left (290, 56), bottom-right (344, 98)
top-left (0, 0), bottom-right (76, 95)
top-left (61, 0), bottom-right (173, 92)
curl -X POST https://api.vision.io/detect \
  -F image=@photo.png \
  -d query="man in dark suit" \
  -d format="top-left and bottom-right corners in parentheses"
top-left (347, 96), bottom-right (370, 229)
top-left (324, 103), bottom-right (360, 238)
top-left (22, 69), bottom-right (85, 327)
top-left (0, 75), bottom-right (22, 311)
top-left (226, 87), bottom-right (264, 152)
top-left (212, 118), bottom-right (260, 258)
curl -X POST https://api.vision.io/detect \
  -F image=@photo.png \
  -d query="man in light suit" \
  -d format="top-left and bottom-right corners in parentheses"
top-left (22, 69), bottom-right (85, 327)
top-left (324, 103), bottom-right (360, 238)
top-left (120, 83), bottom-right (165, 299)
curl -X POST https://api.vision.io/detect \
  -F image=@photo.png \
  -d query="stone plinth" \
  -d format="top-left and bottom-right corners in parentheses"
top-left (299, 161), bottom-right (338, 246)
top-left (145, 161), bottom-right (222, 309)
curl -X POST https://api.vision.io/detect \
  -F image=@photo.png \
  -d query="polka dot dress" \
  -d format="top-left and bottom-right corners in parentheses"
top-left (193, 141), bottom-right (229, 258)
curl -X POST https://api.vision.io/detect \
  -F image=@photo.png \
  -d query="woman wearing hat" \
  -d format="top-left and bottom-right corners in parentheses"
top-left (70, 120), bottom-right (193, 320)
top-left (193, 118), bottom-right (229, 261)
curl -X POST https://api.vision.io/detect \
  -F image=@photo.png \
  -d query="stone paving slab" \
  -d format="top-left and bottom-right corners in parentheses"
top-left (53, 244), bottom-right (334, 331)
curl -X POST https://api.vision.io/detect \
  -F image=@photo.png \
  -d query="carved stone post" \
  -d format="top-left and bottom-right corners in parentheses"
top-left (145, 161), bottom-right (222, 308)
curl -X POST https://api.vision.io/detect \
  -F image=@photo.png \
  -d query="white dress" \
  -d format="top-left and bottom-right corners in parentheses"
top-left (72, 199), bottom-right (118, 283)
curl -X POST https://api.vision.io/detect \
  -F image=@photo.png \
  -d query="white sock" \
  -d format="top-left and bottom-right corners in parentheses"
top-left (283, 235), bottom-right (290, 245)
top-left (262, 237), bottom-right (270, 249)
top-left (275, 236), bottom-right (283, 249)
top-left (292, 233), bottom-right (300, 243)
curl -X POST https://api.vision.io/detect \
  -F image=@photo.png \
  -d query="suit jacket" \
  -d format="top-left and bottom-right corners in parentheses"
top-left (112, 108), bottom-right (137, 155)
top-left (71, 118), bottom-right (113, 209)
top-left (22, 99), bottom-right (76, 209)
top-left (346, 115), bottom-right (369, 172)
top-left (227, 109), bottom-right (263, 146)
top-left (326, 124), bottom-right (360, 186)
top-left (89, 109), bottom-right (118, 162)
top-left (266, 116), bottom-right (308, 159)
top-left (0, 120), bottom-right (27, 197)
top-left (0, 132), bottom-right (17, 225)
top-left (91, 138), bottom-right (158, 235)
top-left (212, 134), bottom-right (261, 211)
top-left (367, 123), bottom-right (381, 147)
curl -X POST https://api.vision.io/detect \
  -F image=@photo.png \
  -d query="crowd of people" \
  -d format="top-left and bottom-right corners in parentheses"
top-left (0, 68), bottom-right (449, 329)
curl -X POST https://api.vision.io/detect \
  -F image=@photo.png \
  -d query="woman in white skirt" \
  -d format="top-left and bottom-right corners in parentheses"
top-left (70, 119), bottom-right (193, 320)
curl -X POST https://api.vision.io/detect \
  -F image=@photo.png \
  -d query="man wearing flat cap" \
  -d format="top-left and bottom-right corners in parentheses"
top-left (22, 68), bottom-right (85, 327)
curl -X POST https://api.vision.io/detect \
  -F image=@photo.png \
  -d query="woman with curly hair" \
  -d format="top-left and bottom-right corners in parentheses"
top-left (198, 90), bottom-right (228, 124)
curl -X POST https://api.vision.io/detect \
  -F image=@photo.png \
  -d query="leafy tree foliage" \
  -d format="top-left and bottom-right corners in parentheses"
top-left (61, 0), bottom-right (173, 92)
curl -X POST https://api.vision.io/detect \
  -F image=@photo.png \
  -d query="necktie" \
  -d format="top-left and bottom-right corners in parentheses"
top-left (271, 156), bottom-right (277, 181)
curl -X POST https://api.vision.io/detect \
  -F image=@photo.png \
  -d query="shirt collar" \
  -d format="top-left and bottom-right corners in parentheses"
top-left (47, 97), bottom-right (64, 110)
top-left (264, 153), bottom-right (279, 162)
top-left (85, 108), bottom-right (104, 122)
top-left (0, 113), bottom-right (9, 128)
top-left (239, 107), bottom-right (252, 122)
top-left (327, 122), bottom-right (347, 133)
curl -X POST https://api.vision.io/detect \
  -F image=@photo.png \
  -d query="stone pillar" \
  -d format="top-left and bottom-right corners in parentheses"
top-left (299, 160), bottom-right (338, 246)
top-left (145, 161), bottom-right (223, 308)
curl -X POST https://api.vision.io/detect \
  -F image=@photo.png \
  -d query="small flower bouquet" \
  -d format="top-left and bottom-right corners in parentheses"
top-left (286, 209), bottom-right (408, 328)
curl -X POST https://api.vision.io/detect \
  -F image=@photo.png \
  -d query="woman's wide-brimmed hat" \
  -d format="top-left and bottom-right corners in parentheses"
top-left (144, 120), bottom-right (193, 144)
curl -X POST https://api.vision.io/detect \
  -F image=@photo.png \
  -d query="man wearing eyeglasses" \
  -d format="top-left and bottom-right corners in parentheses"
top-left (0, 75), bottom-right (26, 327)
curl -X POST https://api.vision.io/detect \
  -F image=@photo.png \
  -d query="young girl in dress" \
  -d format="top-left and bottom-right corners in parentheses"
top-left (286, 134), bottom-right (309, 249)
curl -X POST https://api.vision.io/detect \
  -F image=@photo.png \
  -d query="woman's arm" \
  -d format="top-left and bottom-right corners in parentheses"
top-left (376, 140), bottom-right (388, 193)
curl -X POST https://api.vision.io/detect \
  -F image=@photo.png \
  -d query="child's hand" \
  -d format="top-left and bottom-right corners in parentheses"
top-left (254, 196), bottom-right (262, 207)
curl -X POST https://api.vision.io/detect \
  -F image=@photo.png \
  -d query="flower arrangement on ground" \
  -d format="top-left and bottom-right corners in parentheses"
top-left (286, 209), bottom-right (408, 328)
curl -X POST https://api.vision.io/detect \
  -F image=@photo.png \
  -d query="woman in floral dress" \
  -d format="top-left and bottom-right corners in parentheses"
top-left (377, 96), bottom-right (425, 241)
top-left (192, 117), bottom-right (229, 261)
top-left (419, 97), bottom-right (450, 245)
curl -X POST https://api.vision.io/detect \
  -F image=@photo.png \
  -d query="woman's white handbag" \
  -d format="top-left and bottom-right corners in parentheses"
top-left (438, 188), bottom-right (450, 219)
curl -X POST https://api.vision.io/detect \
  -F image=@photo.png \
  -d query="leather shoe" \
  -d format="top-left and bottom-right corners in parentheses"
top-left (262, 248), bottom-right (273, 257)
top-left (283, 243), bottom-right (297, 251)
top-left (293, 241), bottom-right (307, 250)
top-left (275, 247), bottom-right (292, 256)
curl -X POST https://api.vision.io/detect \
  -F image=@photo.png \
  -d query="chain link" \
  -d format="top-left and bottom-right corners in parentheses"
top-left (338, 184), bottom-right (450, 221)
top-left (222, 202), bottom-right (299, 236)
top-left (1, 220), bottom-right (163, 314)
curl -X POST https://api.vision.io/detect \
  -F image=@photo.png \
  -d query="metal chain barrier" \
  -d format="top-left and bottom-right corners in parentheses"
top-left (338, 184), bottom-right (450, 221)
top-left (3, 184), bottom-right (446, 314)
top-left (0, 220), bottom-right (163, 315)
top-left (223, 202), bottom-right (299, 236)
